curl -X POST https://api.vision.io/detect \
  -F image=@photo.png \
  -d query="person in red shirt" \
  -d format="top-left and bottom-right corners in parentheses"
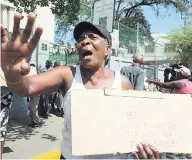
top-left (147, 66), bottom-right (192, 94)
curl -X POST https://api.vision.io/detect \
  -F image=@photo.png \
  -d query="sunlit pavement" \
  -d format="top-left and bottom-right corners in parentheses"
top-left (3, 114), bottom-right (63, 159)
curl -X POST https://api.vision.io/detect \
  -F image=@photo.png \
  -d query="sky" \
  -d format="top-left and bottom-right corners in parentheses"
top-left (142, 6), bottom-right (184, 33)
top-left (55, 4), bottom-right (185, 44)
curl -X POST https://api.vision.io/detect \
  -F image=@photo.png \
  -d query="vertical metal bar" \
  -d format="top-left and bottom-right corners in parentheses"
top-left (136, 22), bottom-right (139, 54)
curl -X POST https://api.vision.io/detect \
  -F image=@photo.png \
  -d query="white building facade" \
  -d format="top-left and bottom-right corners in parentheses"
top-left (143, 33), bottom-right (175, 64)
top-left (0, 0), bottom-right (55, 67)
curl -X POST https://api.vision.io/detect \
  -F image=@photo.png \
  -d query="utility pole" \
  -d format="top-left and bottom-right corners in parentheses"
top-left (136, 22), bottom-right (140, 54)
top-left (153, 39), bottom-right (158, 79)
top-left (154, 42), bottom-right (156, 79)
top-left (184, 13), bottom-right (187, 26)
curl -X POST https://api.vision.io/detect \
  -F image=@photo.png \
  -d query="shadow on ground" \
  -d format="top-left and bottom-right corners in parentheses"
top-left (6, 119), bottom-right (46, 142)
top-left (41, 134), bottom-right (58, 142)
top-left (3, 147), bottom-right (14, 154)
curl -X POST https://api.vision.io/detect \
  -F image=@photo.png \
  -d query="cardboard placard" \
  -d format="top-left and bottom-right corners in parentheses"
top-left (71, 89), bottom-right (192, 156)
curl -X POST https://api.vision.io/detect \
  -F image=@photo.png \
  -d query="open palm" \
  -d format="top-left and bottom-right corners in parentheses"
top-left (1, 12), bottom-right (43, 80)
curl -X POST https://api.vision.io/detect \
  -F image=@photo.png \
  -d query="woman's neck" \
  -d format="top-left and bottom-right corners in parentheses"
top-left (81, 66), bottom-right (106, 80)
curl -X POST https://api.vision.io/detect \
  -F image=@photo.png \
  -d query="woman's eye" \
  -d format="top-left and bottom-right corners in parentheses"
top-left (77, 37), bottom-right (84, 42)
top-left (90, 35), bottom-right (98, 39)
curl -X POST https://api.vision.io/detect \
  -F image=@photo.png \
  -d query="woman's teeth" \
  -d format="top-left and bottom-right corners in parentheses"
top-left (84, 55), bottom-right (91, 59)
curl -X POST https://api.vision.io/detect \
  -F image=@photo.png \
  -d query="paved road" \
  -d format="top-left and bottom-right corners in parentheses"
top-left (3, 115), bottom-right (63, 159)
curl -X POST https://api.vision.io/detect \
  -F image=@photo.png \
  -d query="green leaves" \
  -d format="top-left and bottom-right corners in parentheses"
top-left (9, 0), bottom-right (191, 20)
top-left (9, 0), bottom-right (81, 18)
top-left (168, 23), bottom-right (192, 69)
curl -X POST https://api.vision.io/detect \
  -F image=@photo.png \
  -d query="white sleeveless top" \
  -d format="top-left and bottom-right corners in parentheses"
top-left (61, 65), bottom-right (124, 159)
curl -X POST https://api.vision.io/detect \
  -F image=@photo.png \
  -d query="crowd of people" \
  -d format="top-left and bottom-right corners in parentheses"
top-left (1, 12), bottom-right (192, 159)
top-left (27, 60), bottom-right (64, 128)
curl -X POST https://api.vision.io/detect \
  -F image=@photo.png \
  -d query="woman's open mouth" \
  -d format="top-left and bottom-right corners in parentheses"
top-left (82, 51), bottom-right (93, 59)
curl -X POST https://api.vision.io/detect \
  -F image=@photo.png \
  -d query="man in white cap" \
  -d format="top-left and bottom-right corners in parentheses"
top-left (147, 66), bottom-right (192, 94)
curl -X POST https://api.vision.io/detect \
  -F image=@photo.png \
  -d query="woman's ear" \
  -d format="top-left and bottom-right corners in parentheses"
top-left (105, 45), bottom-right (112, 57)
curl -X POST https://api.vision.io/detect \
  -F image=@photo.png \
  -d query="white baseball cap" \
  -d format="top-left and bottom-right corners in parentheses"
top-left (174, 67), bottom-right (191, 77)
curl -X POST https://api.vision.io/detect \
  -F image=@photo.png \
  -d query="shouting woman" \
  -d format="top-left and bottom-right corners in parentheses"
top-left (1, 12), bottom-right (160, 159)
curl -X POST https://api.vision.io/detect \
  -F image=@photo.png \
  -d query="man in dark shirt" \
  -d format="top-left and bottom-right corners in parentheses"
top-left (121, 55), bottom-right (144, 90)
top-left (38, 60), bottom-right (53, 118)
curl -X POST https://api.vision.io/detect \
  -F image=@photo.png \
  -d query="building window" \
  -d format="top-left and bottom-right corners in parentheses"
top-left (145, 44), bottom-right (155, 53)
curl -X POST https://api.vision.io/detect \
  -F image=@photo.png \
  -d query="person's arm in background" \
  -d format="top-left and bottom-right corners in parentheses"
top-left (146, 79), bottom-right (185, 90)
top-left (135, 71), bottom-right (144, 90)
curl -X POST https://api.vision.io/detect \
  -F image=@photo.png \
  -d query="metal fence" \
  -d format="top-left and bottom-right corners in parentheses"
top-left (117, 22), bottom-right (156, 55)
top-left (118, 23), bottom-right (138, 55)
top-left (47, 44), bottom-right (79, 66)
top-left (49, 52), bottom-right (79, 66)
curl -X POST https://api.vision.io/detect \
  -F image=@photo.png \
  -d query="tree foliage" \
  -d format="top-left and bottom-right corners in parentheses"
top-left (54, 0), bottom-right (93, 44)
top-left (10, 0), bottom-right (190, 16)
top-left (168, 23), bottom-right (192, 69)
top-left (115, 0), bottom-right (191, 21)
top-left (114, 0), bottom-right (191, 48)
top-left (9, 0), bottom-right (80, 21)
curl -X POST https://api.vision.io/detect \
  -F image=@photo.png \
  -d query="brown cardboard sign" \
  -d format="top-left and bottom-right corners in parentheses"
top-left (71, 89), bottom-right (192, 156)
